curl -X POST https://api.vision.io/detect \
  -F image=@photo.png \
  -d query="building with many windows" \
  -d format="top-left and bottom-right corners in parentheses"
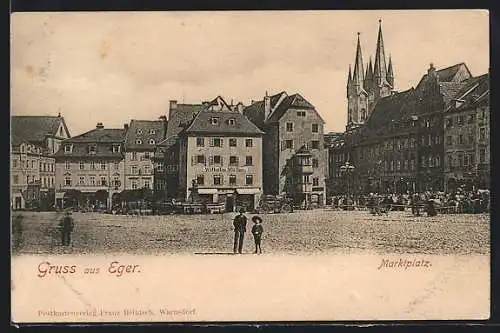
top-left (244, 91), bottom-right (327, 207)
top-left (164, 96), bottom-right (264, 211)
top-left (10, 114), bottom-right (71, 210)
top-left (54, 122), bottom-right (125, 210)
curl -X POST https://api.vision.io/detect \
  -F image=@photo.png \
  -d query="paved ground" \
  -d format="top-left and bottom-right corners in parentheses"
top-left (11, 209), bottom-right (490, 256)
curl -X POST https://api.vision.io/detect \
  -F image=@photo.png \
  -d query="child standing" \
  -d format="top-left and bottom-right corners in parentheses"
top-left (251, 216), bottom-right (264, 254)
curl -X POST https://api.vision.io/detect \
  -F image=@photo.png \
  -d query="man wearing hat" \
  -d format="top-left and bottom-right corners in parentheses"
top-left (59, 210), bottom-right (75, 246)
top-left (251, 216), bottom-right (264, 254)
top-left (233, 208), bottom-right (247, 254)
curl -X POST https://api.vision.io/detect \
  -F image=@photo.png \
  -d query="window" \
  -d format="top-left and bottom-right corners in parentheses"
top-left (312, 158), bottom-right (319, 168)
top-left (480, 149), bottom-right (486, 163)
top-left (196, 155), bottom-right (206, 164)
top-left (79, 176), bottom-right (85, 185)
top-left (283, 140), bottom-right (294, 150)
top-left (113, 162), bottom-right (118, 170)
top-left (101, 161), bottom-right (106, 170)
top-left (145, 166), bottom-right (151, 174)
top-left (286, 122), bottom-right (294, 132)
top-left (458, 135), bottom-right (464, 145)
top-left (211, 155), bottom-right (222, 165)
top-left (132, 179), bottom-right (138, 189)
top-left (228, 118), bottom-right (235, 125)
top-left (229, 156), bottom-right (238, 166)
top-left (458, 153), bottom-right (464, 167)
top-left (390, 160), bottom-right (395, 171)
top-left (435, 135), bottom-right (440, 145)
top-left (303, 175), bottom-right (311, 184)
top-left (446, 136), bottom-right (453, 145)
top-left (136, 139), bottom-right (143, 145)
top-left (428, 156), bottom-right (433, 168)
top-left (113, 145), bottom-right (121, 153)
top-left (312, 177), bottom-right (319, 186)
top-left (149, 129), bottom-right (156, 135)
top-left (144, 180), bottom-right (150, 189)
top-left (245, 175), bottom-right (253, 185)
top-left (65, 176), bottom-right (71, 186)
top-left (64, 145), bottom-right (72, 153)
top-left (245, 139), bottom-right (253, 147)
top-left (211, 138), bottom-right (222, 147)
top-left (13, 159), bottom-right (17, 168)
top-left (468, 134), bottom-right (474, 144)
top-left (113, 177), bottom-right (120, 187)
top-left (229, 138), bottom-right (237, 147)
top-left (210, 117), bottom-right (219, 125)
top-left (397, 160), bottom-right (401, 170)
top-left (196, 175), bottom-right (205, 185)
top-left (435, 156), bottom-right (440, 167)
top-left (31, 160), bottom-right (35, 169)
top-left (132, 166), bottom-right (138, 174)
top-left (311, 140), bottom-right (320, 150)
top-left (144, 152), bottom-right (150, 159)
top-left (446, 118), bottom-right (453, 128)
top-left (88, 144), bottom-right (97, 154)
top-left (136, 129), bottom-right (143, 135)
top-left (312, 124), bottom-right (318, 133)
top-left (468, 114), bottom-right (475, 123)
top-left (65, 161), bottom-right (70, 170)
top-left (131, 152), bottom-right (137, 160)
top-left (157, 163), bottom-right (164, 172)
top-left (297, 111), bottom-right (306, 117)
top-left (196, 137), bottom-right (204, 147)
top-left (89, 176), bottom-right (95, 186)
top-left (447, 154), bottom-right (453, 168)
top-left (403, 160), bottom-right (408, 170)
top-left (213, 175), bottom-right (222, 186)
top-left (245, 156), bottom-right (253, 166)
top-left (13, 175), bottom-right (18, 184)
top-left (229, 175), bottom-right (237, 186)
top-left (149, 139), bottom-right (156, 145)
top-left (479, 127), bottom-right (486, 141)
top-left (458, 116), bottom-right (464, 125)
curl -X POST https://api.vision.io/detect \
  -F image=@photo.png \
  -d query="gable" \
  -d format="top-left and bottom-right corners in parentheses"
top-left (206, 96), bottom-right (232, 112)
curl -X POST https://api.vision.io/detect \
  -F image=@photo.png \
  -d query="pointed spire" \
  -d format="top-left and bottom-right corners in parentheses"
top-left (387, 54), bottom-right (394, 86)
top-left (352, 32), bottom-right (364, 87)
top-left (364, 56), bottom-right (374, 91)
top-left (374, 19), bottom-right (388, 86)
top-left (347, 64), bottom-right (352, 85)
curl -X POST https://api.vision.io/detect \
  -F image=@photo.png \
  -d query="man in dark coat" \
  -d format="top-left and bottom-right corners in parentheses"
top-left (59, 211), bottom-right (75, 246)
top-left (233, 208), bottom-right (247, 254)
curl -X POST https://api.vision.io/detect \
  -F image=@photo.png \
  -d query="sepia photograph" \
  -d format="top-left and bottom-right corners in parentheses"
top-left (10, 10), bottom-right (490, 322)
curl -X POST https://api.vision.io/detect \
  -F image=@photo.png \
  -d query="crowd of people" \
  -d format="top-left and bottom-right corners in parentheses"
top-left (330, 188), bottom-right (490, 216)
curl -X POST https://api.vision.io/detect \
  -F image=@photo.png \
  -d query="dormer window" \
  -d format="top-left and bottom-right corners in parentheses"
top-left (64, 144), bottom-right (73, 154)
top-left (112, 145), bottom-right (121, 153)
top-left (136, 129), bottom-right (143, 135)
top-left (210, 117), bottom-right (219, 125)
top-left (228, 118), bottom-right (235, 125)
top-left (149, 129), bottom-right (156, 135)
top-left (149, 139), bottom-right (156, 145)
top-left (88, 144), bottom-right (97, 154)
top-left (136, 139), bottom-right (143, 145)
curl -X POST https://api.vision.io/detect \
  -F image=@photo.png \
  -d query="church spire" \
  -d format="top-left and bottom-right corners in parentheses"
top-left (352, 32), bottom-right (364, 87)
top-left (364, 56), bottom-right (374, 91)
top-left (387, 54), bottom-right (394, 86)
top-left (347, 64), bottom-right (352, 85)
top-left (373, 19), bottom-right (388, 86)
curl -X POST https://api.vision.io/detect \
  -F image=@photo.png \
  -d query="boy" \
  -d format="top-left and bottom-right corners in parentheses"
top-left (251, 216), bottom-right (264, 254)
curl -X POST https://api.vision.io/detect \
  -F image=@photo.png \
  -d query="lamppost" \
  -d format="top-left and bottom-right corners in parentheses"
top-left (340, 161), bottom-right (355, 204)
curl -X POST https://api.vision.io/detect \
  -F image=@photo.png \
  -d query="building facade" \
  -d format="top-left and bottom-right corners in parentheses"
top-left (54, 123), bottom-right (125, 210)
top-left (175, 96), bottom-right (264, 211)
top-left (11, 114), bottom-right (71, 210)
top-left (123, 119), bottom-right (167, 192)
top-left (244, 92), bottom-right (327, 207)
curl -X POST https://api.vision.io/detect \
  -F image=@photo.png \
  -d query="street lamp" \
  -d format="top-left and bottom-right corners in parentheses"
top-left (340, 161), bottom-right (355, 206)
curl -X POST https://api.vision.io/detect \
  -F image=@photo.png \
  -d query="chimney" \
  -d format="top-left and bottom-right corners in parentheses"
top-left (264, 91), bottom-right (271, 119)
top-left (124, 123), bottom-right (129, 131)
top-left (428, 63), bottom-right (436, 75)
top-left (169, 100), bottom-right (178, 111)
top-left (96, 122), bottom-right (104, 129)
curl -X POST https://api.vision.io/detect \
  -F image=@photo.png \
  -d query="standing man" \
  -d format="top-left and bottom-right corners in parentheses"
top-left (233, 208), bottom-right (247, 254)
top-left (59, 211), bottom-right (75, 246)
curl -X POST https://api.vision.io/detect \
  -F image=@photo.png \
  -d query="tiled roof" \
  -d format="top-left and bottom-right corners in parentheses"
top-left (267, 93), bottom-right (316, 123)
top-left (166, 104), bottom-right (205, 139)
top-left (416, 63), bottom-right (472, 89)
top-left (242, 100), bottom-right (266, 129)
top-left (446, 73), bottom-right (489, 111)
top-left (124, 119), bottom-right (167, 150)
top-left (439, 82), bottom-right (470, 105)
top-left (11, 116), bottom-right (68, 144)
top-left (183, 110), bottom-right (264, 135)
top-left (54, 128), bottom-right (125, 158)
top-left (65, 128), bottom-right (125, 143)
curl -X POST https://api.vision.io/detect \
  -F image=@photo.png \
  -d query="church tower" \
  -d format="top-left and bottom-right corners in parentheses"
top-left (346, 20), bottom-right (394, 131)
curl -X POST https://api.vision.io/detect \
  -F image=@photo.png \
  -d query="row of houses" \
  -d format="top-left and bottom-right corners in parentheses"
top-left (11, 92), bottom-right (328, 211)
top-left (327, 21), bottom-right (490, 196)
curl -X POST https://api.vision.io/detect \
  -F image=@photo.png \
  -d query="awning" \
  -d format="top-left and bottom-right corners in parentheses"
top-left (236, 188), bottom-right (261, 195)
top-left (198, 188), bottom-right (218, 194)
top-left (55, 192), bottom-right (65, 199)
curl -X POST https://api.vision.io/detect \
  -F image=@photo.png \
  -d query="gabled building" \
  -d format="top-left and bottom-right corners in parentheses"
top-left (244, 91), bottom-right (327, 207)
top-left (11, 114), bottom-right (71, 210)
top-left (163, 96), bottom-right (264, 211)
top-left (54, 122), bottom-right (126, 210)
top-left (123, 118), bottom-right (167, 191)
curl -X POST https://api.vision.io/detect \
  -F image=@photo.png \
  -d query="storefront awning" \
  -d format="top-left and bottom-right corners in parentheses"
top-left (198, 188), bottom-right (218, 194)
top-left (55, 192), bottom-right (65, 199)
top-left (236, 188), bottom-right (261, 195)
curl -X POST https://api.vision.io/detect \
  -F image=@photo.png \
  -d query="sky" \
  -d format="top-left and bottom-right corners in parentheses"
top-left (11, 10), bottom-right (489, 135)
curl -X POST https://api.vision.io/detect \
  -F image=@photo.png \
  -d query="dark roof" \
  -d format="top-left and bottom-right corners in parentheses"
top-left (416, 63), bottom-right (472, 89)
top-left (183, 110), bottom-right (264, 135)
top-left (64, 128), bottom-right (125, 143)
top-left (242, 100), bottom-right (266, 129)
top-left (446, 73), bottom-right (489, 111)
top-left (166, 104), bottom-right (205, 138)
top-left (439, 82), bottom-right (470, 105)
top-left (267, 93), bottom-right (321, 123)
top-left (11, 115), bottom-right (69, 144)
top-left (124, 119), bottom-right (166, 150)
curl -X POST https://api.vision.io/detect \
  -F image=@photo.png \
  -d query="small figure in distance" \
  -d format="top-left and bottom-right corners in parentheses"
top-left (59, 210), bottom-right (74, 246)
top-left (233, 207), bottom-right (247, 254)
top-left (251, 215), bottom-right (264, 254)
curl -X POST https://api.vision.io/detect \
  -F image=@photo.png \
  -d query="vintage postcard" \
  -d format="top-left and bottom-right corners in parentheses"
top-left (10, 10), bottom-right (490, 323)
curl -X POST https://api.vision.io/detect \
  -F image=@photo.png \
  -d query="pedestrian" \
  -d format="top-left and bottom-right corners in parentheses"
top-left (233, 208), bottom-right (247, 254)
top-left (59, 210), bottom-right (74, 246)
top-left (251, 216), bottom-right (264, 254)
